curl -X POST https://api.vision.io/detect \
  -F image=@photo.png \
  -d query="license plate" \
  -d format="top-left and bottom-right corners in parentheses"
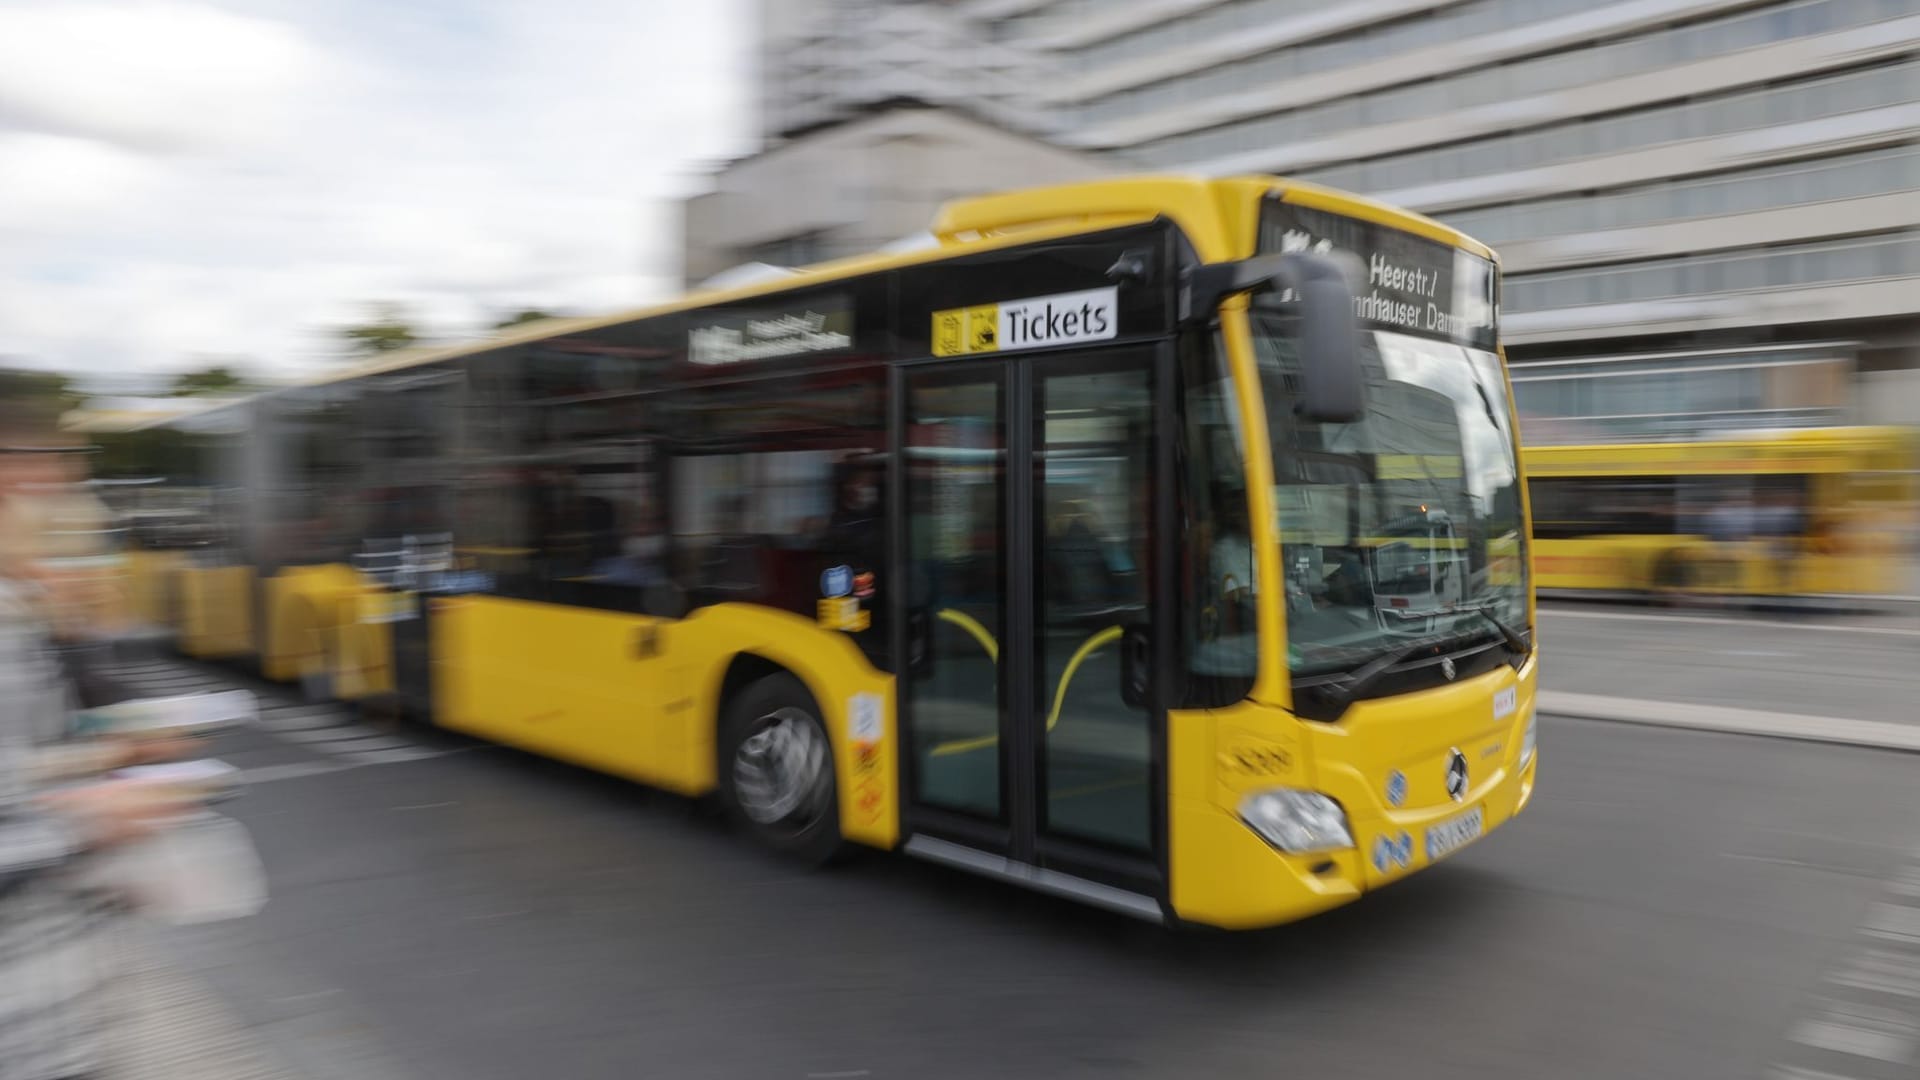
top-left (1425, 806), bottom-right (1484, 862)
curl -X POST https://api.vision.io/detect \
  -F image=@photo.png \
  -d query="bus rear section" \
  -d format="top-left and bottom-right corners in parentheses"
top-left (1526, 427), bottom-right (1918, 602)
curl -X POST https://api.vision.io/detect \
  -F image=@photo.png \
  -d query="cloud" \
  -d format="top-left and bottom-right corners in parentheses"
top-left (0, 0), bottom-right (753, 383)
top-left (0, 1), bottom-right (325, 153)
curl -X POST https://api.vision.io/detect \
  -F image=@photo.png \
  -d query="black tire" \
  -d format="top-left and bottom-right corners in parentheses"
top-left (1650, 548), bottom-right (1693, 601)
top-left (299, 612), bottom-right (334, 704)
top-left (717, 672), bottom-right (843, 864)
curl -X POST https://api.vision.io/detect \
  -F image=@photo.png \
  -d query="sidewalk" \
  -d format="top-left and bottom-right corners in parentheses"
top-left (103, 931), bottom-right (302, 1080)
top-left (1536, 600), bottom-right (1920, 754)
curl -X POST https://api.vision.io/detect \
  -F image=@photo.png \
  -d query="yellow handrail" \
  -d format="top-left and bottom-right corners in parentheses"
top-left (928, 622), bottom-right (1124, 758)
top-left (935, 607), bottom-right (998, 663)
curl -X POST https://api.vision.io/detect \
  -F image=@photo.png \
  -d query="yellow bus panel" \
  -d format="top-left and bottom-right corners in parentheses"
top-left (178, 565), bottom-right (254, 660)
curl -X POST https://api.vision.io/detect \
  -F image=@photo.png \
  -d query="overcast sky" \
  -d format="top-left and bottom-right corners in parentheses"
top-left (0, 0), bottom-right (753, 386)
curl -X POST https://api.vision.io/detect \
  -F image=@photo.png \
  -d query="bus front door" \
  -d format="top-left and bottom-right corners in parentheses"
top-left (898, 345), bottom-right (1168, 913)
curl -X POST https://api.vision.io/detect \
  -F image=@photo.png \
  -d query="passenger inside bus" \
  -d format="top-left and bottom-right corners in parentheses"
top-left (1208, 495), bottom-right (1257, 633)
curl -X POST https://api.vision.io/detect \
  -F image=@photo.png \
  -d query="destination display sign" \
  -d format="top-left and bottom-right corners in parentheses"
top-left (1258, 200), bottom-right (1498, 352)
top-left (687, 295), bottom-right (854, 366)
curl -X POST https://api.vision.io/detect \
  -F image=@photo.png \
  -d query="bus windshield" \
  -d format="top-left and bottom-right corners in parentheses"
top-left (1252, 318), bottom-right (1529, 682)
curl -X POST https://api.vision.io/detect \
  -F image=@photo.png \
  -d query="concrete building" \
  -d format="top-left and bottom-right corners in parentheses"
top-left (680, 99), bottom-right (1108, 288)
top-left (757, 0), bottom-right (1054, 142)
top-left (803, 0), bottom-right (1920, 434)
top-left (710, 1), bottom-right (1919, 429)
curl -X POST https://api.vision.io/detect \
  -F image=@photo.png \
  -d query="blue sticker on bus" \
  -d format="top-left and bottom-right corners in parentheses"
top-left (1385, 769), bottom-right (1407, 807)
top-left (1372, 836), bottom-right (1393, 874)
top-left (821, 565), bottom-right (853, 598)
top-left (1394, 832), bottom-right (1413, 867)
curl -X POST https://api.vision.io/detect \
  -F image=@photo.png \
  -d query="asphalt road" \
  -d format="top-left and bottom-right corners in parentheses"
top-left (105, 606), bottom-right (1920, 1080)
top-left (1537, 602), bottom-right (1920, 725)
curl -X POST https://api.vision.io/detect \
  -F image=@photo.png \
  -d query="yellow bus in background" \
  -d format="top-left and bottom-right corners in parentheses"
top-left (124, 175), bottom-right (1537, 929)
top-left (1527, 426), bottom-right (1918, 600)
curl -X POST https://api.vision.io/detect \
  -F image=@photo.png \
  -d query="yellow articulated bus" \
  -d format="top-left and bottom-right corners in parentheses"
top-left (1527, 427), bottom-right (1918, 601)
top-left (134, 176), bottom-right (1536, 929)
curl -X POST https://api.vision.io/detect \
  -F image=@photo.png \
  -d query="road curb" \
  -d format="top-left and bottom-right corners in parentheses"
top-left (1539, 690), bottom-right (1920, 755)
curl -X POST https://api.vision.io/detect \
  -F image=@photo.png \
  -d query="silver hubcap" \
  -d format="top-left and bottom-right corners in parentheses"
top-left (733, 707), bottom-right (830, 827)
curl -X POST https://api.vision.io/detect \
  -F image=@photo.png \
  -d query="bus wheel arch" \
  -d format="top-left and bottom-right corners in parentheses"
top-left (295, 598), bottom-right (337, 703)
top-left (713, 653), bottom-right (844, 864)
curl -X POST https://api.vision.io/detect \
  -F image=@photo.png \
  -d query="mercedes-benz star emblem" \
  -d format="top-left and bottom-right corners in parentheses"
top-left (1444, 749), bottom-right (1469, 802)
top-left (1440, 656), bottom-right (1457, 681)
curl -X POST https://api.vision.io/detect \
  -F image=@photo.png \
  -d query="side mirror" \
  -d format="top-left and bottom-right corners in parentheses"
top-left (1277, 253), bottom-right (1365, 424)
top-left (1183, 251), bottom-right (1365, 424)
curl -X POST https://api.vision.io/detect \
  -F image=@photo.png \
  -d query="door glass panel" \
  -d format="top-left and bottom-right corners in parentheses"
top-left (1035, 364), bottom-right (1153, 852)
top-left (905, 374), bottom-right (1006, 821)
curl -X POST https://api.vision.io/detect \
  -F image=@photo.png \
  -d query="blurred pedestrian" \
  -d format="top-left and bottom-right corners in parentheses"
top-left (1, 399), bottom-right (193, 1080)
top-left (0, 405), bottom-right (129, 709)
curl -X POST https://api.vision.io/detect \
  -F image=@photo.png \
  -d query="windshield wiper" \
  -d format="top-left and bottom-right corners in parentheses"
top-left (1314, 639), bottom-right (1448, 713)
top-left (1450, 601), bottom-right (1531, 660)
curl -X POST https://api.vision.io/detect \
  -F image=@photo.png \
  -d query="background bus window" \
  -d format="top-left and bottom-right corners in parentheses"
top-left (458, 346), bottom-right (669, 610)
top-left (1529, 477), bottom-right (1680, 539)
top-left (266, 385), bottom-right (362, 569)
top-left (358, 369), bottom-right (460, 552)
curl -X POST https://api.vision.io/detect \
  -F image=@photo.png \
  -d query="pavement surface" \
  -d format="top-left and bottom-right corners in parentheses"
top-left (89, 602), bottom-right (1920, 1080)
top-left (1537, 602), bottom-right (1920, 727)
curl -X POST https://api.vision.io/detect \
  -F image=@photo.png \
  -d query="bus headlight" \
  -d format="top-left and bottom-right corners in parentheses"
top-left (1520, 708), bottom-right (1537, 769)
top-left (1239, 789), bottom-right (1353, 854)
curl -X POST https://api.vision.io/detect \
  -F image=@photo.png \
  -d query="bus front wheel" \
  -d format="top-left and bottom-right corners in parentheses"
top-left (718, 673), bottom-right (843, 864)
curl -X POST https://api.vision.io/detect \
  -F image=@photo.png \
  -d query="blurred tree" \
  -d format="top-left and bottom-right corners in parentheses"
top-left (0, 367), bottom-right (83, 413)
top-left (167, 365), bottom-right (247, 396)
top-left (493, 308), bottom-right (562, 331)
top-left (338, 303), bottom-right (421, 357)
top-left (92, 427), bottom-right (195, 480)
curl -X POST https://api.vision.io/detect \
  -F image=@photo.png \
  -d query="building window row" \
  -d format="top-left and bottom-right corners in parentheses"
top-left (1286, 58), bottom-right (1919, 195)
top-left (1503, 230), bottom-right (1920, 312)
top-left (1072, 0), bottom-right (1604, 124)
top-left (1078, 0), bottom-right (1915, 136)
top-left (1438, 145), bottom-right (1920, 246)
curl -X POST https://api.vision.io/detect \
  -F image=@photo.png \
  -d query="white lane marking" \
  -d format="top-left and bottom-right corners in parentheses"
top-left (237, 762), bottom-right (352, 784)
top-left (124, 680), bottom-right (229, 695)
top-left (267, 989), bottom-right (342, 1005)
top-left (1828, 949), bottom-right (1920, 998)
top-left (344, 746), bottom-right (443, 764)
top-left (257, 712), bottom-right (354, 733)
top-left (1541, 692), bottom-right (1920, 754)
top-left (1891, 868), bottom-right (1920, 898)
top-left (267, 726), bottom-right (402, 747)
top-left (1541, 606), bottom-right (1920, 638)
top-left (393, 801), bottom-right (454, 811)
top-left (1864, 903), bottom-right (1920, 946)
top-left (1773, 848), bottom-right (1920, 1077)
top-left (1788, 1002), bottom-right (1914, 1063)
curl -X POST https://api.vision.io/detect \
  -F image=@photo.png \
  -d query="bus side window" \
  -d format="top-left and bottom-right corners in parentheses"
top-left (664, 367), bottom-right (890, 663)
top-left (1530, 476), bottom-right (1680, 539)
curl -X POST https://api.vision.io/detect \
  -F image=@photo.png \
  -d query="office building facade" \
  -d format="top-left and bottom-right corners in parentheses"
top-left (969, 0), bottom-right (1920, 435)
